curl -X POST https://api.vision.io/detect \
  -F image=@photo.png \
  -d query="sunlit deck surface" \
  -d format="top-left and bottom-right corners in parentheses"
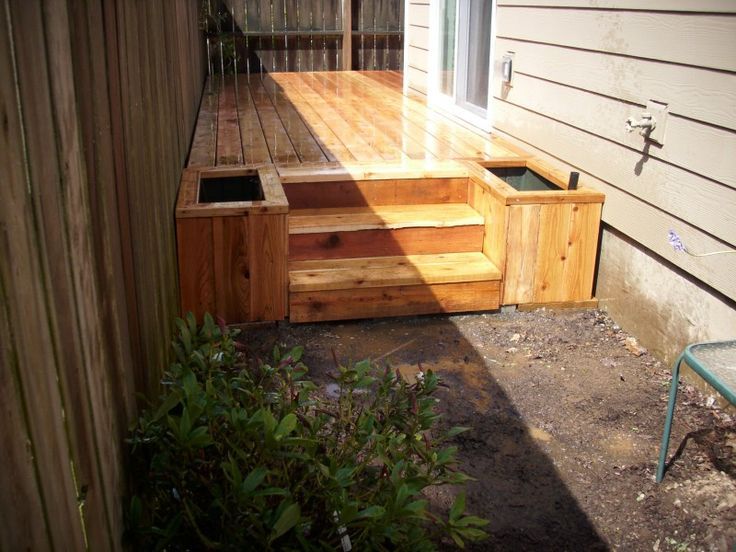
top-left (187, 70), bottom-right (524, 169)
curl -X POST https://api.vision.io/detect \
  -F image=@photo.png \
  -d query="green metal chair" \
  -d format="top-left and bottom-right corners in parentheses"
top-left (656, 339), bottom-right (736, 483)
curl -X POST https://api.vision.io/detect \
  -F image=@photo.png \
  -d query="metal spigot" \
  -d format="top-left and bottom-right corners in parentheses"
top-left (625, 113), bottom-right (656, 136)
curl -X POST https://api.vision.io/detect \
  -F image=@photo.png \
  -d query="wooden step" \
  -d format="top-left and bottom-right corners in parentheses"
top-left (289, 252), bottom-right (501, 292)
top-left (289, 204), bottom-right (484, 261)
top-left (289, 204), bottom-right (483, 234)
top-left (282, 177), bottom-right (469, 209)
top-left (289, 252), bottom-right (502, 322)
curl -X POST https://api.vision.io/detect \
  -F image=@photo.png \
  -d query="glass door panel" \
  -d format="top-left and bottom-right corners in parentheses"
top-left (434, 0), bottom-right (493, 125)
top-left (464, 0), bottom-right (492, 110)
top-left (438, 0), bottom-right (457, 97)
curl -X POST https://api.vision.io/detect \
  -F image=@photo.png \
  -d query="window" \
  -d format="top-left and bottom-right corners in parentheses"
top-left (432, 0), bottom-right (495, 130)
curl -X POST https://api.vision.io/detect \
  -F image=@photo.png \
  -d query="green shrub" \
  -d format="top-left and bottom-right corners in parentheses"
top-left (125, 313), bottom-right (488, 550)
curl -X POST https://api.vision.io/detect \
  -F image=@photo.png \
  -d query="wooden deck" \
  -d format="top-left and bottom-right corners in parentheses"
top-left (188, 70), bottom-right (524, 169)
top-left (178, 71), bottom-right (603, 324)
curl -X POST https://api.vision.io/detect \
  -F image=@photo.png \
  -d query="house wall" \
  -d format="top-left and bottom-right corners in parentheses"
top-left (404, 0), bottom-right (431, 94)
top-left (403, 1), bottom-right (736, 386)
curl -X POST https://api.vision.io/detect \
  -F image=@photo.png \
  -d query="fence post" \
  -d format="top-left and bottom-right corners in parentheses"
top-left (342, 0), bottom-right (351, 70)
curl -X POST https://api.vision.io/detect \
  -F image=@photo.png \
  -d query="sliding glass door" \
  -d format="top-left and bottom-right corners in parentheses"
top-left (434, 0), bottom-right (494, 128)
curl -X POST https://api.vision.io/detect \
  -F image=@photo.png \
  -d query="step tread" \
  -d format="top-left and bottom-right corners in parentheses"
top-left (289, 204), bottom-right (483, 235)
top-left (289, 252), bottom-right (502, 292)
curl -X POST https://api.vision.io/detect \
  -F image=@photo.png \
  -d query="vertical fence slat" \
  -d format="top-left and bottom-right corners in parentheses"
top-left (1, 1), bottom-right (90, 549)
top-left (220, 0), bottom-right (401, 73)
top-left (0, 9), bottom-right (59, 551)
top-left (50, 0), bottom-right (127, 542)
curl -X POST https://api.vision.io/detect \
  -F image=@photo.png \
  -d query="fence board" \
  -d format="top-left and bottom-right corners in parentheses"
top-left (221, 0), bottom-right (403, 72)
top-left (0, 1), bottom-right (206, 549)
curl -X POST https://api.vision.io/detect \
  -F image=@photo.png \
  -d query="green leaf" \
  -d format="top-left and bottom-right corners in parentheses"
top-left (357, 505), bottom-right (385, 519)
top-left (175, 318), bottom-right (192, 354)
top-left (450, 530), bottom-right (466, 549)
top-left (187, 426), bottom-right (212, 448)
top-left (152, 391), bottom-right (182, 422)
top-left (288, 346), bottom-right (303, 363)
top-left (179, 408), bottom-right (192, 438)
top-left (128, 495), bottom-right (142, 525)
top-left (395, 484), bottom-right (410, 507)
top-left (274, 413), bottom-right (297, 440)
top-left (354, 359), bottom-right (371, 374)
top-left (402, 499), bottom-right (427, 516)
top-left (222, 456), bottom-right (242, 487)
top-left (435, 446), bottom-right (458, 466)
top-left (355, 375), bottom-right (376, 388)
top-left (252, 487), bottom-right (289, 497)
top-left (185, 312), bottom-right (198, 338)
top-left (454, 515), bottom-right (489, 528)
top-left (335, 466), bottom-right (354, 487)
top-left (166, 414), bottom-right (180, 440)
top-left (443, 471), bottom-right (475, 485)
top-left (241, 467), bottom-right (268, 494)
top-left (390, 460), bottom-right (405, 486)
top-left (450, 492), bottom-right (466, 522)
top-left (446, 426), bottom-right (471, 439)
top-left (261, 409), bottom-right (277, 434)
top-left (202, 312), bottom-right (217, 339)
top-left (456, 527), bottom-right (488, 541)
top-left (271, 503), bottom-right (300, 541)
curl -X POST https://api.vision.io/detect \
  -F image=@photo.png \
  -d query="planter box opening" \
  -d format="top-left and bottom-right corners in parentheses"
top-left (198, 174), bottom-right (264, 203)
top-left (486, 166), bottom-right (561, 192)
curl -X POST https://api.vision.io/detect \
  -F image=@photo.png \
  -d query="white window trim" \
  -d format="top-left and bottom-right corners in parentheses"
top-left (427, 0), bottom-right (497, 133)
top-left (402, 0), bottom-right (411, 96)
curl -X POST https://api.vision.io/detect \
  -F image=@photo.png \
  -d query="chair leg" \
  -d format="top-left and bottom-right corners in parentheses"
top-left (657, 353), bottom-right (683, 483)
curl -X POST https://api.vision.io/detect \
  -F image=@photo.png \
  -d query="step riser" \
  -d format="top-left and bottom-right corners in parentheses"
top-left (289, 281), bottom-right (501, 323)
top-left (284, 178), bottom-right (469, 209)
top-left (289, 226), bottom-right (484, 261)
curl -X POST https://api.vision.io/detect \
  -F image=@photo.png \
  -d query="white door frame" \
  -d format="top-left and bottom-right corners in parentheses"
top-left (427, 0), bottom-right (497, 132)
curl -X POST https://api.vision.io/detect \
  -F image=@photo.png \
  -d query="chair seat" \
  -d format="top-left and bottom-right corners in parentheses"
top-left (686, 341), bottom-right (736, 403)
top-left (657, 339), bottom-right (736, 482)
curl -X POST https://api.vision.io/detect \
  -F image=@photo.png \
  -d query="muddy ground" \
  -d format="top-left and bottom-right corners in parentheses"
top-left (238, 308), bottom-right (735, 551)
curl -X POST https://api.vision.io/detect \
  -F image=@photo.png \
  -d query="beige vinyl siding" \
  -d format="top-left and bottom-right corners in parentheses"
top-left (405, 0), bottom-right (430, 95)
top-left (492, 2), bottom-right (736, 303)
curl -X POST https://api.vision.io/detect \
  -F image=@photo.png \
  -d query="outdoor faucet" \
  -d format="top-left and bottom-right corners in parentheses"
top-left (625, 113), bottom-right (656, 136)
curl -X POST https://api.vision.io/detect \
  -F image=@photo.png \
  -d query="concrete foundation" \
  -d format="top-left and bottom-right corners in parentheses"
top-left (597, 227), bottom-right (736, 399)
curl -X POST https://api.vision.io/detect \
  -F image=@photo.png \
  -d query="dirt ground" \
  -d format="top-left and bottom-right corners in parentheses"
top-left (238, 308), bottom-right (735, 551)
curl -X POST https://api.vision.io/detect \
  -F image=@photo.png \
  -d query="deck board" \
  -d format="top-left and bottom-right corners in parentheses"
top-left (236, 75), bottom-right (272, 165)
top-left (278, 73), bottom-right (378, 162)
top-left (258, 77), bottom-right (327, 163)
top-left (315, 72), bottom-right (434, 161)
top-left (248, 75), bottom-right (300, 165)
top-left (303, 72), bottom-right (407, 161)
top-left (216, 76), bottom-right (244, 165)
top-left (190, 71), bottom-right (525, 169)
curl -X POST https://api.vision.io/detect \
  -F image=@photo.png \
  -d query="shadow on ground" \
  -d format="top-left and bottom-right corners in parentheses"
top-left (243, 312), bottom-right (610, 550)
top-left (240, 309), bottom-right (736, 550)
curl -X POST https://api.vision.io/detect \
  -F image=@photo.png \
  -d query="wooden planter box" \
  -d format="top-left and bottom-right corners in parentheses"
top-left (465, 160), bottom-right (605, 306)
top-left (175, 166), bottom-right (289, 323)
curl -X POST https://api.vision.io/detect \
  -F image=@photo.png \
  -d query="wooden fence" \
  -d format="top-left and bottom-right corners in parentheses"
top-left (209, 0), bottom-right (403, 73)
top-left (0, 1), bottom-right (205, 549)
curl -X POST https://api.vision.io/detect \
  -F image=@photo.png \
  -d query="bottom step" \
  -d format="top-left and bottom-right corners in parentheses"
top-left (290, 281), bottom-right (501, 322)
top-left (288, 252), bottom-right (502, 322)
